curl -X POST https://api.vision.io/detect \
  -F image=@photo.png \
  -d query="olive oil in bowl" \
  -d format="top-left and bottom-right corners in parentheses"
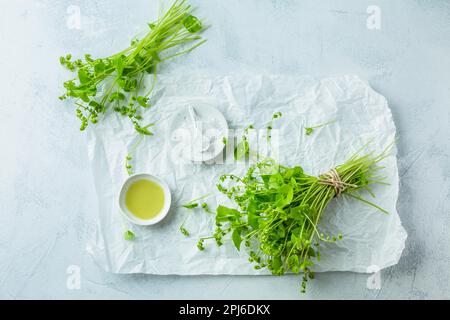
top-left (125, 179), bottom-right (165, 220)
top-left (119, 174), bottom-right (171, 225)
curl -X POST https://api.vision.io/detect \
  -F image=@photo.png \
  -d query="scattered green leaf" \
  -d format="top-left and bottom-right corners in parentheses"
top-left (124, 230), bottom-right (135, 241)
top-left (183, 202), bottom-right (198, 209)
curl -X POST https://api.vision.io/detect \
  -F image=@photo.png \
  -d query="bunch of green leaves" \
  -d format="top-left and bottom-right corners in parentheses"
top-left (59, 0), bottom-right (206, 135)
top-left (198, 146), bottom-right (391, 293)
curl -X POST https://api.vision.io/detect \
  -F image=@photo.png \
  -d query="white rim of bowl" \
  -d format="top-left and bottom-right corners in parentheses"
top-left (118, 173), bottom-right (171, 226)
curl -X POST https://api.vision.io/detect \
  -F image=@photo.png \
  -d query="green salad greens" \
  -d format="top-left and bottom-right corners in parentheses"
top-left (59, 0), bottom-right (205, 135)
top-left (197, 145), bottom-right (391, 292)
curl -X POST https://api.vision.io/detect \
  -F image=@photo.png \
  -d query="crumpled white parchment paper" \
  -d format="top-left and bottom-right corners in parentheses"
top-left (86, 74), bottom-right (407, 274)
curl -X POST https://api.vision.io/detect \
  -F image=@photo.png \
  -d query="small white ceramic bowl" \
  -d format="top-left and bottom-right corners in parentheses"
top-left (118, 173), bottom-right (171, 226)
top-left (169, 102), bottom-right (229, 163)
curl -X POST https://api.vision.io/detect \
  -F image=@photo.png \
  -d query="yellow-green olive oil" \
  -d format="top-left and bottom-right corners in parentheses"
top-left (125, 179), bottom-right (165, 220)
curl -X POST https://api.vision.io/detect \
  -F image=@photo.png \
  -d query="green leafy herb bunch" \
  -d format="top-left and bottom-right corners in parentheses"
top-left (59, 0), bottom-right (205, 135)
top-left (198, 147), bottom-right (391, 292)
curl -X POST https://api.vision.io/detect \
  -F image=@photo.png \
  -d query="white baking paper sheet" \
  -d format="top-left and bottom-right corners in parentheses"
top-left (86, 74), bottom-right (407, 274)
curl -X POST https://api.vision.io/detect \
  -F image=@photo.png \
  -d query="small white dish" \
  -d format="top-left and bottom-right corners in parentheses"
top-left (118, 173), bottom-right (171, 226)
top-left (169, 102), bottom-right (228, 162)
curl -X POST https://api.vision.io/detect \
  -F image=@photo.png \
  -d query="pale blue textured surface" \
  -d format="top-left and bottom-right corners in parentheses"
top-left (0, 0), bottom-right (449, 299)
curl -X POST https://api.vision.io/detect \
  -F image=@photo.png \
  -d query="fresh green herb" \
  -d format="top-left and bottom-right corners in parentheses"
top-left (183, 202), bottom-right (199, 209)
top-left (197, 238), bottom-right (205, 251)
top-left (59, 0), bottom-right (206, 135)
top-left (234, 113), bottom-right (282, 161)
top-left (199, 144), bottom-right (392, 293)
top-left (124, 135), bottom-right (144, 175)
top-left (179, 226), bottom-right (190, 237)
top-left (201, 202), bottom-right (213, 214)
top-left (124, 230), bottom-right (135, 241)
top-left (266, 111), bottom-right (282, 144)
top-left (179, 215), bottom-right (191, 237)
top-left (305, 119), bottom-right (336, 136)
top-left (183, 14), bottom-right (202, 32)
top-left (272, 112), bottom-right (282, 119)
top-left (125, 154), bottom-right (133, 175)
top-left (234, 139), bottom-right (250, 160)
top-left (182, 194), bottom-right (211, 208)
top-left (179, 194), bottom-right (211, 237)
top-left (234, 124), bottom-right (253, 160)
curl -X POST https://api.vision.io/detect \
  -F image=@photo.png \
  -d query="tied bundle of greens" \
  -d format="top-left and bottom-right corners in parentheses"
top-left (59, 0), bottom-right (205, 135)
top-left (197, 146), bottom-right (391, 292)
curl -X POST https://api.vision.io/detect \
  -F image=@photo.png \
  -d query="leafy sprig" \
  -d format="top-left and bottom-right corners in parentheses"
top-left (233, 112), bottom-right (282, 161)
top-left (234, 124), bottom-right (253, 160)
top-left (266, 111), bottom-right (282, 143)
top-left (125, 154), bottom-right (133, 175)
top-left (179, 194), bottom-right (211, 237)
top-left (305, 119), bottom-right (335, 136)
